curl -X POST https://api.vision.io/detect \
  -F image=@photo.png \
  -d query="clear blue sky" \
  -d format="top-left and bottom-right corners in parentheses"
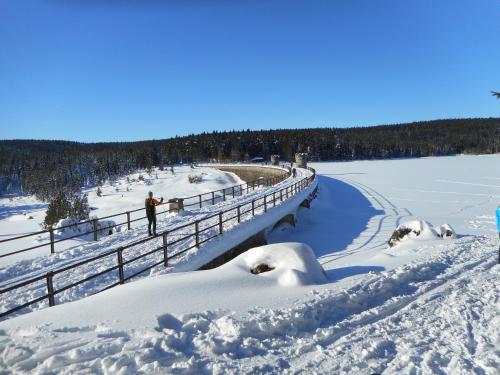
top-left (1, 0), bottom-right (499, 142)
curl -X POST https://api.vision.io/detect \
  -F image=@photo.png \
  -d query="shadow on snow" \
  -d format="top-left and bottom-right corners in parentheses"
top-left (268, 175), bottom-right (385, 280)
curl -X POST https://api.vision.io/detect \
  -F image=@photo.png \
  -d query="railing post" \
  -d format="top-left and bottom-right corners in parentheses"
top-left (163, 232), bottom-right (168, 267)
top-left (223, 189), bottom-right (226, 201)
top-left (199, 194), bottom-right (202, 208)
top-left (195, 221), bottom-right (200, 248)
top-left (232, 186), bottom-right (235, 198)
top-left (126, 211), bottom-right (131, 230)
top-left (49, 228), bottom-right (55, 255)
top-left (46, 271), bottom-right (55, 307)
top-left (252, 199), bottom-right (255, 216)
top-left (264, 195), bottom-right (267, 212)
top-left (219, 212), bottom-right (223, 234)
top-left (280, 190), bottom-right (283, 201)
top-left (117, 247), bottom-right (125, 284)
top-left (237, 206), bottom-right (241, 223)
top-left (93, 219), bottom-right (98, 241)
top-left (212, 191), bottom-right (215, 205)
top-left (240, 185), bottom-right (243, 196)
top-left (273, 192), bottom-right (276, 207)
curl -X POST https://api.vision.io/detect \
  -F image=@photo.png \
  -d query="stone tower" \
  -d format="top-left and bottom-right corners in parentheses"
top-left (295, 153), bottom-right (307, 168)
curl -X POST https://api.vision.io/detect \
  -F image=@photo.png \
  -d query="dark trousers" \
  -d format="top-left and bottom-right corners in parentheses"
top-left (148, 215), bottom-right (156, 235)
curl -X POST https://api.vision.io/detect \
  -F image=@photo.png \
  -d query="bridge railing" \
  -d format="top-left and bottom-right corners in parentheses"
top-left (0, 168), bottom-right (290, 260)
top-left (0, 168), bottom-right (316, 320)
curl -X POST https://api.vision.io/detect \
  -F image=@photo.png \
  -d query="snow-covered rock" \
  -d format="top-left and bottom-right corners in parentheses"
top-left (439, 223), bottom-right (456, 238)
top-left (229, 242), bottom-right (327, 286)
top-left (388, 220), bottom-right (456, 247)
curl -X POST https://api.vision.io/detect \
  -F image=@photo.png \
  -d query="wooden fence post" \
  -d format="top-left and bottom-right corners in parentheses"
top-left (49, 228), bottom-right (55, 255)
top-left (163, 232), bottom-right (168, 267)
top-left (93, 219), bottom-right (98, 241)
top-left (117, 247), bottom-right (125, 284)
top-left (46, 271), bottom-right (55, 307)
top-left (195, 221), bottom-right (200, 248)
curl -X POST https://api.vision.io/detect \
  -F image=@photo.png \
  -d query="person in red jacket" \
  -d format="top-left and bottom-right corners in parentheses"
top-left (145, 191), bottom-right (163, 236)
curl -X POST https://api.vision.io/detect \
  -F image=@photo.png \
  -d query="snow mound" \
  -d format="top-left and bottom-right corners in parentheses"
top-left (54, 217), bottom-right (120, 240)
top-left (388, 220), bottom-right (456, 247)
top-left (226, 243), bottom-right (327, 286)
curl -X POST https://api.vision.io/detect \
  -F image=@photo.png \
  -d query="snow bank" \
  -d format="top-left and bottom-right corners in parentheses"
top-left (231, 243), bottom-right (327, 286)
top-left (1, 235), bottom-right (497, 374)
top-left (388, 220), bottom-right (456, 247)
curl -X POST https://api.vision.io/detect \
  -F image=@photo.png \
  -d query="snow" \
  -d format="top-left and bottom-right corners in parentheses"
top-left (1, 155), bottom-right (499, 374)
top-left (387, 220), bottom-right (456, 248)
top-left (0, 166), bottom-right (245, 266)
top-left (53, 217), bottom-right (121, 240)
top-left (0, 167), bottom-right (310, 319)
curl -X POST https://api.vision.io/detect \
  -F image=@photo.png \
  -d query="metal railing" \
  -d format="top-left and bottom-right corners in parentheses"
top-left (0, 168), bottom-right (290, 260)
top-left (0, 168), bottom-right (316, 320)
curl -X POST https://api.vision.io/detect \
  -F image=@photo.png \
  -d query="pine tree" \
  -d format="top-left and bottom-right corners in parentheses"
top-left (43, 192), bottom-right (71, 228)
top-left (70, 193), bottom-right (90, 221)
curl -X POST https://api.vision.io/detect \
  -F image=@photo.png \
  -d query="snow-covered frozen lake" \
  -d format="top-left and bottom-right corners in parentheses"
top-left (271, 154), bottom-right (500, 271)
top-left (0, 155), bottom-right (498, 374)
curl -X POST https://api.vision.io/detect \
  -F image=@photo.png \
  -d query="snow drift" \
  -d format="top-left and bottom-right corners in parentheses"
top-left (229, 242), bottom-right (327, 286)
top-left (388, 220), bottom-right (456, 247)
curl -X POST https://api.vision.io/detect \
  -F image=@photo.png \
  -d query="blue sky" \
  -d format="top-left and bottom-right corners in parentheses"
top-left (0, 0), bottom-right (499, 142)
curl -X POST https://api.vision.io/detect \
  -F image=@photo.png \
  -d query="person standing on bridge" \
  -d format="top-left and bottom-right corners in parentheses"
top-left (145, 191), bottom-right (163, 236)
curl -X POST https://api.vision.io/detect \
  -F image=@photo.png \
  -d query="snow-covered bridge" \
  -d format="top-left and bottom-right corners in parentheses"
top-left (0, 165), bottom-right (317, 320)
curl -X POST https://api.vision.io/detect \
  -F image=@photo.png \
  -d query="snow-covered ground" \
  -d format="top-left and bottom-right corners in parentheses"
top-left (0, 166), bottom-right (245, 266)
top-left (0, 167), bottom-right (308, 319)
top-left (0, 155), bottom-right (499, 374)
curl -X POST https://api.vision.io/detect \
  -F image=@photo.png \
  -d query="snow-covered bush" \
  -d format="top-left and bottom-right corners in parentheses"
top-left (388, 220), bottom-right (456, 248)
top-left (188, 174), bottom-right (203, 184)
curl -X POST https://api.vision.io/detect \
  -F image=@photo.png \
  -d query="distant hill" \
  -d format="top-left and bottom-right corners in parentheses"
top-left (1, 118), bottom-right (499, 199)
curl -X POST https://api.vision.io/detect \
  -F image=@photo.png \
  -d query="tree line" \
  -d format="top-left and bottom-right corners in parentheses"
top-left (1, 117), bottom-right (499, 201)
